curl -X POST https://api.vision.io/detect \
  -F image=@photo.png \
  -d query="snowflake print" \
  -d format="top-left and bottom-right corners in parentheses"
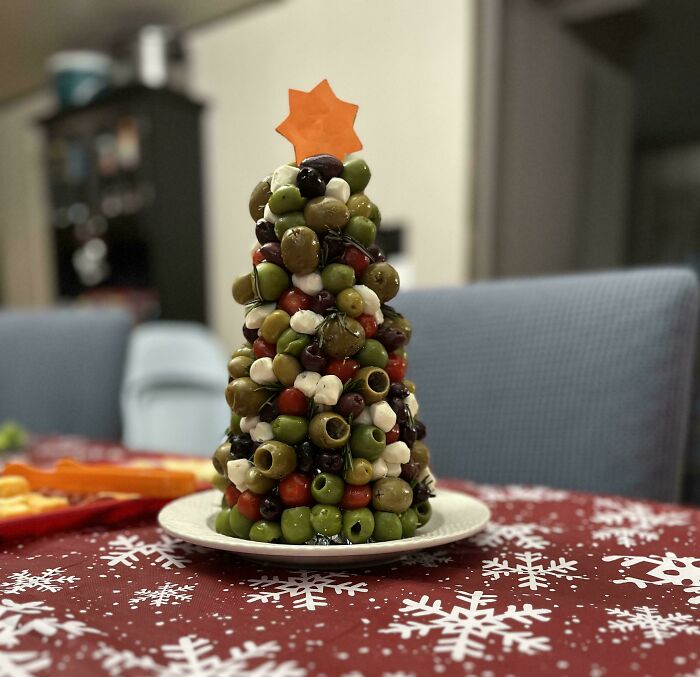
top-left (602, 605), bottom-right (700, 644)
top-left (380, 590), bottom-right (551, 660)
top-left (94, 635), bottom-right (305, 676)
top-left (0, 649), bottom-right (51, 675)
top-left (603, 552), bottom-right (700, 605)
top-left (401, 549), bottom-right (453, 568)
top-left (591, 498), bottom-right (689, 547)
top-left (100, 531), bottom-right (204, 570)
top-left (245, 570), bottom-right (367, 611)
top-left (1, 567), bottom-right (80, 595)
top-left (129, 582), bottom-right (197, 608)
top-left (0, 598), bottom-right (104, 648)
top-left (476, 485), bottom-right (568, 503)
top-left (482, 552), bottom-right (587, 591)
top-left (470, 522), bottom-right (557, 550)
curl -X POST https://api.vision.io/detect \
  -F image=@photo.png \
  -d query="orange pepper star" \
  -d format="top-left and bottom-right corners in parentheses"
top-left (276, 80), bottom-right (363, 164)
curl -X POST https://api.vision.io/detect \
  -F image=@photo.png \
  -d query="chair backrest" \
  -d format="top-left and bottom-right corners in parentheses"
top-left (0, 307), bottom-right (132, 440)
top-left (395, 268), bottom-right (699, 501)
top-left (121, 321), bottom-right (230, 456)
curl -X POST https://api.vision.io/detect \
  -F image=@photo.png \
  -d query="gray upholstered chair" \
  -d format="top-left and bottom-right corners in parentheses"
top-left (0, 307), bottom-right (132, 440)
top-left (396, 268), bottom-right (698, 502)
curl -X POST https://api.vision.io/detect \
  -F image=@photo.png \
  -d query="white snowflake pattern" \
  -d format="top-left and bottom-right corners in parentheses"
top-left (482, 552), bottom-right (587, 591)
top-left (100, 531), bottom-right (204, 570)
top-left (129, 582), bottom-right (197, 608)
top-left (401, 550), bottom-right (453, 568)
top-left (0, 649), bottom-right (51, 675)
top-left (470, 522), bottom-right (557, 550)
top-left (603, 552), bottom-right (700, 605)
top-left (94, 635), bottom-right (305, 676)
top-left (244, 570), bottom-right (367, 611)
top-left (591, 498), bottom-right (689, 547)
top-left (1, 567), bottom-right (80, 595)
top-left (476, 485), bottom-right (568, 503)
top-left (602, 605), bottom-right (700, 644)
top-left (0, 598), bottom-right (104, 649)
top-left (380, 590), bottom-right (551, 660)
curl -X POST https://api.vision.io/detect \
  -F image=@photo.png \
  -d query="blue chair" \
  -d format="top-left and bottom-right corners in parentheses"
top-left (0, 307), bottom-right (132, 440)
top-left (396, 268), bottom-right (699, 501)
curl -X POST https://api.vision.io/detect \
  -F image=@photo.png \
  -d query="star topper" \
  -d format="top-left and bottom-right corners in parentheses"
top-left (276, 79), bottom-right (363, 164)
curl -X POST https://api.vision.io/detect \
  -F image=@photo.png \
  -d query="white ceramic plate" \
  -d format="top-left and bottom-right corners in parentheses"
top-left (158, 488), bottom-right (490, 568)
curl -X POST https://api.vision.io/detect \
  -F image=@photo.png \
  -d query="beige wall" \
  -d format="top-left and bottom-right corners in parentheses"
top-left (187, 0), bottom-right (476, 346)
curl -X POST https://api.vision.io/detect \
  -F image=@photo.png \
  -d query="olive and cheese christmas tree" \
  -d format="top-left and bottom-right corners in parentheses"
top-left (212, 80), bottom-right (434, 544)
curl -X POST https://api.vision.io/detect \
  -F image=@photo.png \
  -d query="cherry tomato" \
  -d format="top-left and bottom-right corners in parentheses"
top-left (340, 484), bottom-right (372, 510)
top-left (277, 387), bottom-right (308, 416)
top-left (252, 248), bottom-right (265, 265)
top-left (279, 473), bottom-right (312, 507)
top-left (237, 490), bottom-right (262, 521)
top-left (385, 423), bottom-right (401, 444)
top-left (224, 484), bottom-right (241, 508)
top-left (253, 337), bottom-right (277, 359)
top-left (277, 288), bottom-right (312, 315)
top-left (357, 314), bottom-right (378, 339)
top-left (341, 245), bottom-right (370, 276)
top-left (385, 354), bottom-right (407, 382)
top-left (325, 358), bottom-right (360, 383)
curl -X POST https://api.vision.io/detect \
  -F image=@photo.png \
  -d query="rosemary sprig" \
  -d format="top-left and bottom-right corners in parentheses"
top-left (251, 265), bottom-right (263, 300)
top-left (342, 377), bottom-right (363, 394)
top-left (244, 297), bottom-right (265, 316)
top-left (342, 442), bottom-right (354, 476)
top-left (381, 304), bottom-right (401, 321)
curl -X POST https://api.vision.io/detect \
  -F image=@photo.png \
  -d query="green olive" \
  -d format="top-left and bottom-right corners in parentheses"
top-left (229, 506), bottom-right (254, 539)
top-left (372, 477), bottom-right (413, 513)
top-left (311, 473), bottom-right (345, 505)
top-left (249, 520), bottom-right (284, 543)
top-left (272, 353), bottom-right (302, 386)
top-left (281, 507), bottom-right (314, 544)
top-left (271, 415), bottom-right (308, 445)
top-left (311, 504), bottom-right (342, 536)
top-left (226, 377), bottom-right (269, 416)
top-left (349, 425), bottom-right (386, 461)
top-left (232, 274), bottom-right (256, 304)
top-left (318, 316), bottom-right (365, 359)
top-left (404, 378), bottom-right (416, 393)
top-left (212, 473), bottom-right (229, 492)
top-left (336, 288), bottom-right (364, 317)
top-left (354, 366), bottom-right (390, 404)
top-left (249, 177), bottom-right (272, 221)
top-left (274, 211), bottom-right (306, 240)
top-left (281, 226), bottom-right (320, 275)
top-left (228, 355), bottom-right (253, 379)
top-left (229, 413), bottom-right (242, 436)
top-left (232, 345), bottom-right (254, 359)
top-left (321, 263), bottom-right (356, 295)
top-left (277, 328), bottom-right (312, 357)
top-left (344, 457), bottom-right (373, 485)
top-left (368, 201), bottom-right (381, 227)
top-left (342, 508), bottom-right (374, 543)
top-left (342, 158), bottom-right (371, 193)
top-left (245, 466), bottom-right (276, 494)
top-left (355, 339), bottom-right (388, 368)
top-left (212, 442), bottom-right (233, 476)
top-left (304, 196), bottom-right (350, 234)
top-left (253, 440), bottom-right (297, 479)
top-left (400, 508), bottom-right (419, 538)
top-left (347, 193), bottom-right (373, 218)
top-left (215, 509), bottom-right (236, 537)
top-left (344, 216), bottom-right (376, 248)
top-left (373, 511), bottom-right (403, 541)
top-left (415, 500), bottom-right (432, 526)
top-left (259, 309), bottom-right (291, 344)
top-left (268, 184), bottom-right (306, 215)
top-left (411, 441), bottom-right (430, 471)
top-left (255, 262), bottom-right (290, 301)
top-left (309, 412), bottom-right (350, 449)
top-left (361, 262), bottom-right (400, 302)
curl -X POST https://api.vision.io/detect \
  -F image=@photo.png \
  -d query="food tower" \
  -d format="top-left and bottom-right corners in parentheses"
top-left (212, 80), bottom-right (434, 544)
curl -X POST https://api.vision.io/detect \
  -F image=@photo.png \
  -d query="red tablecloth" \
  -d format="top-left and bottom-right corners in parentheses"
top-left (1, 477), bottom-right (699, 676)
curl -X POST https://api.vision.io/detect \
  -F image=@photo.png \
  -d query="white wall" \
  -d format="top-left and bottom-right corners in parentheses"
top-left (187, 0), bottom-right (476, 346)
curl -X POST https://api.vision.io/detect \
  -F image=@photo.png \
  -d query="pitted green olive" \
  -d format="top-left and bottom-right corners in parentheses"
top-left (212, 442), bottom-right (233, 476)
top-left (255, 262), bottom-right (289, 301)
top-left (259, 309), bottom-right (291, 344)
top-left (342, 507), bottom-right (374, 543)
top-left (336, 288), bottom-right (364, 317)
top-left (349, 425), bottom-right (386, 461)
top-left (228, 355), bottom-right (253, 379)
top-left (415, 500), bottom-right (432, 526)
top-left (342, 158), bottom-right (371, 193)
top-left (271, 415), bottom-right (308, 445)
top-left (361, 262), bottom-right (400, 302)
top-left (309, 412), bottom-right (350, 449)
top-left (231, 345), bottom-right (254, 359)
top-left (354, 366), bottom-right (390, 403)
top-left (373, 511), bottom-right (403, 541)
top-left (304, 196), bottom-right (350, 234)
top-left (272, 353), bottom-right (302, 386)
top-left (318, 316), bottom-right (365, 359)
top-left (249, 520), bottom-right (284, 543)
top-left (245, 466), bottom-right (276, 494)
top-left (253, 440), bottom-right (297, 479)
top-left (400, 508), bottom-right (419, 537)
top-left (226, 377), bottom-right (269, 416)
top-left (281, 226), bottom-right (320, 275)
top-left (268, 185), bottom-right (306, 215)
top-left (355, 339), bottom-right (388, 368)
top-left (372, 477), bottom-right (413, 513)
top-left (347, 193), bottom-right (373, 218)
top-left (411, 441), bottom-right (430, 471)
top-left (344, 457), bottom-right (373, 485)
top-left (229, 506), bottom-right (254, 539)
top-left (215, 509), bottom-right (236, 536)
top-left (249, 177), bottom-right (272, 221)
top-left (232, 274), bottom-right (256, 304)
